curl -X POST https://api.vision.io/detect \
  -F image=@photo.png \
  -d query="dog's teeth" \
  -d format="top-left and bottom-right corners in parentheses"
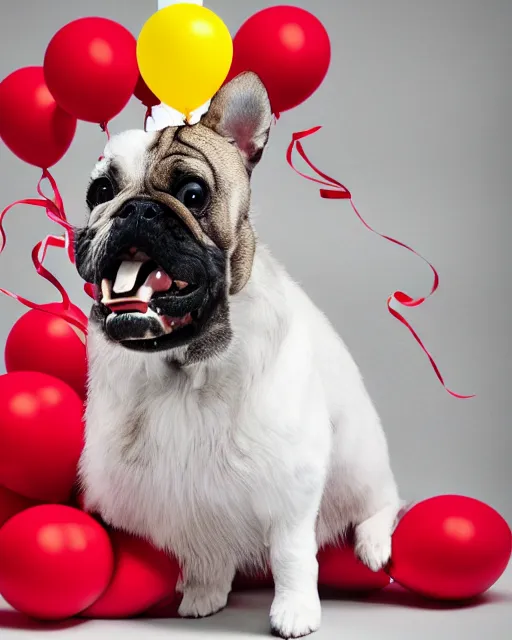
top-left (101, 278), bottom-right (111, 302)
top-left (113, 261), bottom-right (145, 294)
top-left (175, 280), bottom-right (188, 290)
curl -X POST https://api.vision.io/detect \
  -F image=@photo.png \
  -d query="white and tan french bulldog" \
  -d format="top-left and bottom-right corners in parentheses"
top-left (76, 72), bottom-right (400, 638)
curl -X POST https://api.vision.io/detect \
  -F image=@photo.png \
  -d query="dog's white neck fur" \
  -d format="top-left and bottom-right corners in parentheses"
top-left (81, 129), bottom-right (400, 638)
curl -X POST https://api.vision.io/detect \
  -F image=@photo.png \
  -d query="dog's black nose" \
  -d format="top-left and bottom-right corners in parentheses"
top-left (117, 199), bottom-right (164, 221)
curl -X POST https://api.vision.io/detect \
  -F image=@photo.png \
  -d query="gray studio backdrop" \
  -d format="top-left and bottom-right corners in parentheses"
top-left (0, 0), bottom-right (510, 520)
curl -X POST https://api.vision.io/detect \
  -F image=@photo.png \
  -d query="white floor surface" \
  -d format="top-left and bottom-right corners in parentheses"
top-left (1, 567), bottom-right (511, 639)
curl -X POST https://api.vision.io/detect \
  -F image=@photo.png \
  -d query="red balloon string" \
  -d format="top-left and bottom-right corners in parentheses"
top-left (98, 122), bottom-right (112, 161)
top-left (144, 106), bottom-right (152, 132)
top-left (286, 126), bottom-right (474, 399)
top-left (100, 122), bottom-right (111, 140)
top-left (0, 171), bottom-right (88, 334)
top-left (0, 234), bottom-right (87, 335)
top-left (0, 171), bottom-right (74, 263)
top-left (36, 169), bottom-right (75, 264)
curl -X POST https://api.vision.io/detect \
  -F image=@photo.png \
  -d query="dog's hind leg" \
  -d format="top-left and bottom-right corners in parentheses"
top-left (319, 399), bottom-right (402, 573)
top-left (178, 558), bottom-right (236, 619)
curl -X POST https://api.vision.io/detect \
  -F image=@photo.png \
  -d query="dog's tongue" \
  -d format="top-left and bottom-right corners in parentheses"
top-left (104, 261), bottom-right (172, 313)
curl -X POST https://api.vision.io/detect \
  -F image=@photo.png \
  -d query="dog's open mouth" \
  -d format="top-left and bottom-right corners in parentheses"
top-left (100, 250), bottom-right (200, 340)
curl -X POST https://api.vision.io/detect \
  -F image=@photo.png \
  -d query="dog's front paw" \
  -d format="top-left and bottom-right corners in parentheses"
top-left (355, 509), bottom-right (394, 572)
top-left (178, 584), bottom-right (229, 618)
top-left (355, 532), bottom-right (391, 572)
top-left (270, 591), bottom-right (321, 638)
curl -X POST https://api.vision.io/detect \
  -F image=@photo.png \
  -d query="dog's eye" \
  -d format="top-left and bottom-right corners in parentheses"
top-left (174, 180), bottom-right (208, 216)
top-left (87, 177), bottom-right (115, 209)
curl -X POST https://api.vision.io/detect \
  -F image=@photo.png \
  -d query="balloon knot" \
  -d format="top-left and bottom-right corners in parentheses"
top-left (100, 122), bottom-right (111, 140)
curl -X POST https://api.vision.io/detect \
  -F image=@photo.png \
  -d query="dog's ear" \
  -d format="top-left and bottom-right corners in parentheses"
top-left (201, 72), bottom-right (272, 174)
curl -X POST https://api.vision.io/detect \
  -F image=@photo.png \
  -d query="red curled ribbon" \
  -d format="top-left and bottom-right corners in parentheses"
top-left (0, 169), bottom-right (75, 263)
top-left (287, 126), bottom-right (474, 399)
top-left (0, 169), bottom-right (88, 335)
top-left (0, 234), bottom-right (87, 335)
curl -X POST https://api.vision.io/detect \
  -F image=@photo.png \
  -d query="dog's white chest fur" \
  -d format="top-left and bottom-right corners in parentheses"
top-left (81, 246), bottom-right (399, 633)
top-left (83, 249), bottom-right (330, 552)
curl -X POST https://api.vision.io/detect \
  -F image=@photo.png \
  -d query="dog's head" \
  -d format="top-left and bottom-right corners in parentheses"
top-left (76, 72), bottom-right (271, 361)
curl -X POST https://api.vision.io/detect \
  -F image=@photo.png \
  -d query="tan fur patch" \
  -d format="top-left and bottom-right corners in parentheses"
top-left (134, 72), bottom-right (271, 296)
top-left (143, 121), bottom-right (253, 294)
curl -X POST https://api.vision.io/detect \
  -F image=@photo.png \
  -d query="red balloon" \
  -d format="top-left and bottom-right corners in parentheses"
top-left (144, 543), bottom-right (390, 620)
top-left (143, 592), bottom-right (181, 618)
top-left (0, 505), bottom-right (114, 620)
top-left (318, 543), bottom-right (390, 592)
top-left (144, 570), bottom-right (272, 619)
top-left (5, 303), bottom-right (88, 400)
top-left (388, 495), bottom-right (512, 600)
top-left (44, 17), bottom-right (139, 124)
top-left (233, 569), bottom-right (273, 591)
top-left (0, 372), bottom-right (84, 502)
top-left (226, 6), bottom-right (331, 115)
top-left (0, 66), bottom-right (77, 168)
top-left (232, 543), bottom-right (390, 594)
top-left (0, 485), bottom-right (39, 529)
top-left (143, 569), bottom-right (271, 619)
top-left (134, 74), bottom-right (160, 108)
top-left (82, 530), bottom-right (180, 618)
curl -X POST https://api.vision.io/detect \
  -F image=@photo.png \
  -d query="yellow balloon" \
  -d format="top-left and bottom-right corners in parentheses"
top-left (137, 4), bottom-right (233, 120)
